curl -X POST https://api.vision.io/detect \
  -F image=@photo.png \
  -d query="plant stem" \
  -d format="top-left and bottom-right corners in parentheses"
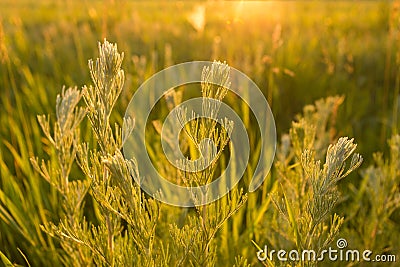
top-left (106, 213), bottom-right (114, 266)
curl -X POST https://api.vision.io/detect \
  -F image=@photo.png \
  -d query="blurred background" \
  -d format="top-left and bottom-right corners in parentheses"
top-left (0, 0), bottom-right (399, 265)
top-left (1, 1), bottom-right (398, 158)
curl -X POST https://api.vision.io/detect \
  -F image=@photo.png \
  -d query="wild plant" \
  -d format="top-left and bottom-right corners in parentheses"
top-left (1, 3), bottom-right (400, 266)
top-left (31, 40), bottom-right (165, 266)
top-left (343, 134), bottom-right (400, 265)
top-left (29, 41), bottom-right (249, 267)
top-left (254, 96), bottom-right (363, 267)
top-left (30, 86), bottom-right (90, 265)
top-left (12, 39), bottom-right (396, 267)
top-left (168, 61), bottom-right (248, 266)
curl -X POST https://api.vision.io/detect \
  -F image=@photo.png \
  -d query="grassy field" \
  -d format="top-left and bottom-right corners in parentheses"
top-left (0, 1), bottom-right (399, 266)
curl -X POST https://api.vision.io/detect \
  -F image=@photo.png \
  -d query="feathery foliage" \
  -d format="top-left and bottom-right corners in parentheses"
top-left (1, 5), bottom-right (400, 263)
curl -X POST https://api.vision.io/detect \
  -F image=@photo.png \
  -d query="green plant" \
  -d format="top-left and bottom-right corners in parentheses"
top-left (1, 3), bottom-right (399, 263)
top-left (343, 134), bottom-right (400, 266)
top-left (168, 61), bottom-right (247, 266)
top-left (29, 41), bottom-right (249, 267)
top-left (30, 86), bottom-right (89, 265)
top-left (31, 40), bottom-right (164, 266)
top-left (254, 96), bottom-right (363, 267)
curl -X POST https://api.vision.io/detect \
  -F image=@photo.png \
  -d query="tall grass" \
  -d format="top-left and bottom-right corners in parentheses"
top-left (0, 1), bottom-right (399, 266)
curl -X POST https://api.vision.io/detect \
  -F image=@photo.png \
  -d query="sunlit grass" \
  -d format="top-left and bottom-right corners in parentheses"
top-left (0, 1), bottom-right (399, 266)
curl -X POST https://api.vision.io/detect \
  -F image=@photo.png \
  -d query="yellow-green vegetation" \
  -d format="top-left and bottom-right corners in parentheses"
top-left (0, 1), bottom-right (399, 266)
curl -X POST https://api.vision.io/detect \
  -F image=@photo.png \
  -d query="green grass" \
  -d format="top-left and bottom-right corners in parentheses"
top-left (0, 1), bottom-right (399, 266)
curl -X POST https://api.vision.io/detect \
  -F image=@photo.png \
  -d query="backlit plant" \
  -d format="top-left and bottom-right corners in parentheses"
top-left (0, 38), bottom-right (397, 267)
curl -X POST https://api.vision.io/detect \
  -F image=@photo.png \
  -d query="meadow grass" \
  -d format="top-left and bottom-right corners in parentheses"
top-left (0, 1), bottom-right (399, 266)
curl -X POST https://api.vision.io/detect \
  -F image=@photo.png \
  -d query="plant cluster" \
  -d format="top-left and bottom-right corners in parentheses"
top-left (0, 39), bottom-right (399, 267)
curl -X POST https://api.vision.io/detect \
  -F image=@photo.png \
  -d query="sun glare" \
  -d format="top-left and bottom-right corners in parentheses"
top-left (233, 1), bottom-right (283, 22)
